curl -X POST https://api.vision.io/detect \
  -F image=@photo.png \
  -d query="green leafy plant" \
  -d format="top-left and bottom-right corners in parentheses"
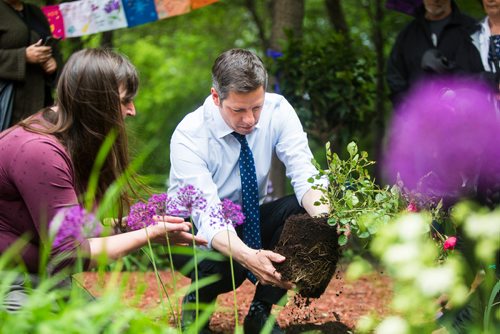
top-left (311, 141), bottom-right (403, 246)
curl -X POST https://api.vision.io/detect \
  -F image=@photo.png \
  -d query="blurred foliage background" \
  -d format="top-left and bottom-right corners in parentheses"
top-left (32, 0), bottom-right (485, 191)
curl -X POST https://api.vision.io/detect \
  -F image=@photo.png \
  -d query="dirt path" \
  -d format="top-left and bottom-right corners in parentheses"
top-left (73, 267), bottom-right (392, 333)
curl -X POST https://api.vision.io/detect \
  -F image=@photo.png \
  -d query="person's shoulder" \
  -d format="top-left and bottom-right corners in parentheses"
top-left (1, 127), bottom-right (69, 166)
top-left (173, 96), bottom-right (213, 138)
top-left (264, 92), bottom-right (289, 106)
top-left (5, 127), bottom-right (64, 153)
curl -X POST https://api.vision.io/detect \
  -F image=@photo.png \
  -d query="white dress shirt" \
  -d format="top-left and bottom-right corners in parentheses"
top-left (477, 17), bottom-right (493, 72)
top-left (168, 92), bottom-right (322, 248)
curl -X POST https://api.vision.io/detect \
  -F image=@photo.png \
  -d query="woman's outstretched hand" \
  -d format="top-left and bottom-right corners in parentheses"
top-left (150, 215), bottom-right (207, 246)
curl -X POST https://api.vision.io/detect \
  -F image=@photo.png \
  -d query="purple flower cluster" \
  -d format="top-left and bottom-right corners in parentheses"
top-left (127, 201), bottom-right (156, 231)
top-left (383, 78), bottom-right (500, 205)
top-left (209, 199), bottom-right (245, 228)
top-left (173, 185), bottom-right (207, 217)
top-left (51, 206), bottom-right (102, 251)
top-left (126, 186), bottom-right (208, 231)
top-left (127, 192), bottom-right (177, 231)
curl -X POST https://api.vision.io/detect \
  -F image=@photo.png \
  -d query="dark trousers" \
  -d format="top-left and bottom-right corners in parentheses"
top-left (171, 195), bottom-right (305, 306)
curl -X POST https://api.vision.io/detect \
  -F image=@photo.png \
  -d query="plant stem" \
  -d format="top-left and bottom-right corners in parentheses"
top-left (163, 222), bottom-right (181, 330)
top-left (190, 222), bottom-right (199, 331)
top-left (227, 229), bottom-right (239, 331)
top-left (143, 227), bottom-right (176, 323)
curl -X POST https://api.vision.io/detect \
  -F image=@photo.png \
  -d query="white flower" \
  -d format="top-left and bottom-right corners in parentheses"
top-left (416, 266), bottom-right (454, 296)
top-left (382, 243), bottom-right (420, 265)
top-left (395, 213), bottom-right (429, 241)
top-left (464, 212), bottom-right (500, 239)
top-left (375, 316), bottom-right (409, 334)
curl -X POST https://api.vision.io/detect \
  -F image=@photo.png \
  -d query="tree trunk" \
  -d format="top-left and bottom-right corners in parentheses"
top-left (370, 0), bottom-right (387, 183)
top-left (100, 31), bottom-right (114, 49)
top-left (269, 0), bottom-right (305, 198)
top-left (269, 0), bottom-right (304, 49)
top-left (324, 0), bottom-right (349, 34)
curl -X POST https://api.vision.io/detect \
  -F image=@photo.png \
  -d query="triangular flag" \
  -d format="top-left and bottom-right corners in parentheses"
top-left (122, 0), bottom-right (158, 27)
top-left (191, 0), bottom-right (219, 10)
top-left (41, 5), bottom-right (65, 39)
top-left (155, 0), bottom-right (191, 19)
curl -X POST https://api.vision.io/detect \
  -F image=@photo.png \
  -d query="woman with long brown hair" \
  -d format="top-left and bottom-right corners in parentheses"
top-left (0, 48), bottom-right (206, 310)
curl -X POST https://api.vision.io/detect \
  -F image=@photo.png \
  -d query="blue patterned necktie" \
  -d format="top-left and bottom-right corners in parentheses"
top-left (232, 132), bottom-right (261, 284)
top-left (489, 35), bottom-right (500, 69)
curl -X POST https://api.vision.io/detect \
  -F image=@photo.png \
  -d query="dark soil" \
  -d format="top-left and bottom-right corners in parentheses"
top-left (274, 214), bottom-right (341, 298)
top-left (74, 269), bottom-right (393, 333)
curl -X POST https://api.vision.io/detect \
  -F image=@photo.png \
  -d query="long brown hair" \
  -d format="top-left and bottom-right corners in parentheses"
top-left (20, 48), bottom-right (139, 217)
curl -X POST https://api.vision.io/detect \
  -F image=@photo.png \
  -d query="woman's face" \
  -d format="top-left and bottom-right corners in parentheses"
top-left (119, 87), bottom-right (136, 119)
top-left (484, 0), bottom-right (500, 17)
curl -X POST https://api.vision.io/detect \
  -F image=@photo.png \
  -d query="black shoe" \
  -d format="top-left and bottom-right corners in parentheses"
top-left (243, 300), bottom-right (284, 334)
top-left (181, 292), bottom-right (212, 334)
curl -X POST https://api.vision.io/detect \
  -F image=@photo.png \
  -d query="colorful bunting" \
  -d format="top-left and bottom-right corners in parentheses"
top-left (89, 0), bottom-right (128, 33)
top-left (191, 0), bottom-right (219, 10)
top-left (41, 5), bottom-right (65, 39)
top-left (41, 0), bottom-right (219, 39)
top-left (122, 0), bottom-right (158, 27)
top-left (155, 0), bottom-right (191, 19)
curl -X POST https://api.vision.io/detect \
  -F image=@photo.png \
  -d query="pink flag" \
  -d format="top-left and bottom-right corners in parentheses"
top-left (41, 5), bottom-right (65, 39)
top-left (155, 0), bottom-right (191, 19)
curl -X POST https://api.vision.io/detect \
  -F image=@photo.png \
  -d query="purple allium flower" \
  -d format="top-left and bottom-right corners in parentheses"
top-left (209, 199), bottom-right (245, 228)
top-left (51, 206), bottom-right (102, 251)
top-left (383, 78), bottom-right (500, 205)
top-left (127, 201), bottom-right (156, 231)
top-left (147, 192), bottom-right (178, 216)
top-left (173, 185), bottom-right (207, 217)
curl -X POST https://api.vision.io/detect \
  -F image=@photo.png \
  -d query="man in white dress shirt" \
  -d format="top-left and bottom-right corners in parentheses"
top-left (168, 49), bottom-right (328, 334)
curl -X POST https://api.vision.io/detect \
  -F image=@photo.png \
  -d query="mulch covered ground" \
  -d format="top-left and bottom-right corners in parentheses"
top-left (73, 267), bottom-right (392, 333)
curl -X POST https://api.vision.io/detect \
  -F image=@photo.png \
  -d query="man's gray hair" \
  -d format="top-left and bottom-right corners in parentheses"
top-left (211, 49), bottom-right (268, 101)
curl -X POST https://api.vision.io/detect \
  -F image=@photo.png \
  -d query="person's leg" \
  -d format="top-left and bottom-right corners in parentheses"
top-left (244, 195), bottom-right (306, 334)
top-left (171, 248), bottom-right (247, 332)
top-left (2, 272), bottom-right (39, 312)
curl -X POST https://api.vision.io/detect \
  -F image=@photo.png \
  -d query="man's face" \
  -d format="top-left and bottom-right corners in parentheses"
top-left (483, 0), bottom-right (500, 17)
top-left (212, 86), bottom-right (265, 135)
top-left (423, 0), bottom-right (452, 20)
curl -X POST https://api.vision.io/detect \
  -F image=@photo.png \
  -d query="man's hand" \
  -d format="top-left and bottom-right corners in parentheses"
top-left (212, 231), bottom-right (293, 289)
top-left (26, 40), bottom-right (52, 64)
top-left (243, 249), bottom-right (294, 289)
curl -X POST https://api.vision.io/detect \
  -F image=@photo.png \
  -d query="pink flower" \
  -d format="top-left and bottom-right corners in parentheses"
top-left (406, 202), bottom-right (418, 212)
top-left (443, 236), bottom-right (457, 250)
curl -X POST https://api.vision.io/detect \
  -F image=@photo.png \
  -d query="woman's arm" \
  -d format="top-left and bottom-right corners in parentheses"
top-left (87, 217), bottom-right (207, 268)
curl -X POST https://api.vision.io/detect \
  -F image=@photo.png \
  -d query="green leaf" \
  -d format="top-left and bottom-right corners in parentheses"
top-left (347, 141), bottom-right (357, 157)
top-left (338, 234), bottom-right (348, 246)
top-left (358, 231), bottom-right (370, 238)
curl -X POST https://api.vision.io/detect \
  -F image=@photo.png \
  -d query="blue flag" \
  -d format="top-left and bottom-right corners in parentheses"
top-left (122, 0), bottom-right (158, 27)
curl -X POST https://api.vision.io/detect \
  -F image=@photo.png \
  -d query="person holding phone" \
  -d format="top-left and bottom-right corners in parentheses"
top-left (0, 0), bottom-right (62, 131)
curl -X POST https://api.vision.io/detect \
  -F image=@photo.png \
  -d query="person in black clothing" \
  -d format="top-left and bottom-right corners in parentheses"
top-left (0, 0), bottom-right (62, 130)
top-left (386, 0), bottom-right (484, 106)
